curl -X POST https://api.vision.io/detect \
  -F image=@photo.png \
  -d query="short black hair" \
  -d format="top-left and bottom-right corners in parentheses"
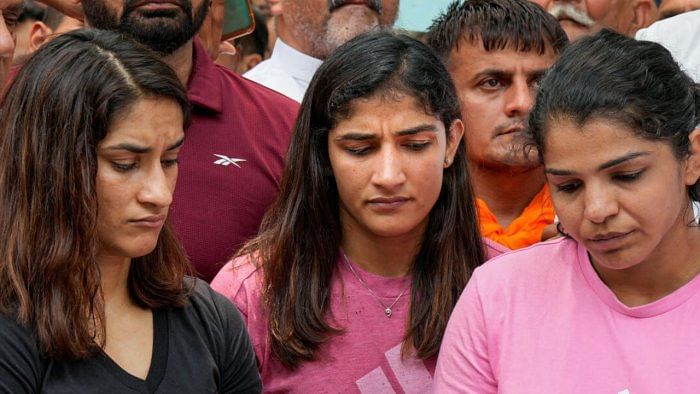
top-left (19, 0), bottom-right (44, 23)
top-left (425, 0), bottom-right (568, 59)
top-left (529, 29), bottom-right (700, 202)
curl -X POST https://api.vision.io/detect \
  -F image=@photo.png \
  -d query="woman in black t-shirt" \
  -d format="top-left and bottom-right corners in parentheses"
top-left (0, 29), bottom-right (260, 393)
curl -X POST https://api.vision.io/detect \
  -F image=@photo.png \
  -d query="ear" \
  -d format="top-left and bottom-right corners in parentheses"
top-left (630, 0), bottom-right (656, 34)
top-left (29, 22), bottom-right (52, 53)
top-left (444, 119), bottom-right (465, 168)
top-left (241, 53), bottom-right (262, 73)
top-left (684, 128), bottom-right (700, 187)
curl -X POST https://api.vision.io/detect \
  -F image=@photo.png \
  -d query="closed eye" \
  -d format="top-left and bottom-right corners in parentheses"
top-left (162, 158), bottom-right (179, 168)
top-left (112, 161), bottom-right (137, 172)
top-left (345, 146), bottom-right (373, 156)
top-left (614, 169), bottom-right (645, 182)
top-left (555, 181), bottom-right (581, 194)
top-left (404, 141), bottom-right (430, 151)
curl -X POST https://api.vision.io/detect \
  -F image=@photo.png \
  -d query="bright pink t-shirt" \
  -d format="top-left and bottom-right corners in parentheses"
top-left (211, 254), bottom-right (436, 393)
top-left (434, 237), bottom-right (700, 393)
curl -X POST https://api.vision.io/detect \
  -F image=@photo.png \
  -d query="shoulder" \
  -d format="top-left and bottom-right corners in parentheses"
top-left (473, 237), bottom-right (580, 295)
top-left (216, 65), bottom-right (299, 116)
top-left (211, 255), bottom-right (270, 370)
top-left (184, 277), bottom-right (245, 323)
top-left (0, 313), bottom-right (45, 393)
top-left (211, 254), bottom-right (264, 309)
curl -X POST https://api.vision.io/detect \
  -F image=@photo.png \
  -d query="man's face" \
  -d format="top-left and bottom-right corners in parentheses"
top-left (0, 0), bottom-right (21, 87)
top-left (281, 0), bottom-right (399, 59)
top-left (532, 0), bottom-right (637, 41)
top-left (447, 39), bottom-right (557, 172)
top-left (82, 0), bottom-right (209, 54)
top-left (658, 0), bottom-right (700, 19)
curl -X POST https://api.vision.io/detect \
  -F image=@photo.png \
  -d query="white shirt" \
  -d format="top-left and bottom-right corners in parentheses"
top-left (635, 10), bottom-right (700, 82)
top-left (243, 38), bottom-right (323, 102)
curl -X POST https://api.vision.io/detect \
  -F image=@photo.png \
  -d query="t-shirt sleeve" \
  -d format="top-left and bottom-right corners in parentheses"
top-left (204, 284), bottom-right (262, 394)
top-left (0, 314), bottom-right (44, 394)
top-left (433, 272), bottom-right (497, 393)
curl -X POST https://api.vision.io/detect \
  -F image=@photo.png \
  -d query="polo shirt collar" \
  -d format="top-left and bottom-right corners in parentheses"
top-left (270, 38), bottom-right (323, 85)
top-left (187, 38), bottom-right (223, 113)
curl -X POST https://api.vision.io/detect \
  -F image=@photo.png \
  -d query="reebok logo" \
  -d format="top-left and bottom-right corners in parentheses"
top-left (213, 154), bottom-right (246, 168)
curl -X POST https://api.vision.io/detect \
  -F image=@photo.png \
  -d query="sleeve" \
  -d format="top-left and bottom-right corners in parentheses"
top-left (0, 315), bottom-right (43, 394)
top-left (207, 286), bottom-right (262, 394)
top-left (433, 273), bottom-right (498, 393)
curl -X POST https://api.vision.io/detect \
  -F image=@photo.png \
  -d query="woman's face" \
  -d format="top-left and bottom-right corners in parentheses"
top-left (328, 93), bottom-right (463, 242)
top-left (96, 97), bottom-right (185, 260)
top-left (544, 117), bottom-right (700, 271)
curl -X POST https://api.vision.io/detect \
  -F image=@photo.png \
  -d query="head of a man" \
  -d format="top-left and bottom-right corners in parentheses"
top-left (82, 0), bottom-right (209, 54)
top-left (531, 0), bottom-right (656, 41)
top-left (658, 0), bottom-right (700, 19)
top-left (1, 0), bottom-right (22, 87)
top-left (426, 0), bottom-right (567, 174)
top-left (277, 0), bottom-right (399, 59)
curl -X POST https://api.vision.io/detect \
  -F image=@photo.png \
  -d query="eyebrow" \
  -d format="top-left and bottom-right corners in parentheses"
top-left (475, 68), bottom-right (548, 81)
top-left (4, 4), bottom-right (23, 14)
top-left (545, 151), bottom-right (651, 176)
top-left (105, 136), bottom-right (185, 153)
top-left (334, 124), bottom-right (438, 141)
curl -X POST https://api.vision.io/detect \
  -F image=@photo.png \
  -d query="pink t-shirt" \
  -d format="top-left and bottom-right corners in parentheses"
top-left (211, 254), bottom-right (436, 393)
top-left (434, 237), bottom-right (700, 393)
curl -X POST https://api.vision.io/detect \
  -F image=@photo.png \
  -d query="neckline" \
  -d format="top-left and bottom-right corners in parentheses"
top-left (576, 241), bottom-right (700, 317)
top-left (96, 308), bottom-right (169, 391)
top-left (339, 252), bottom-right (412, 299)
top-left (270, 38), bottom-right (323, 82)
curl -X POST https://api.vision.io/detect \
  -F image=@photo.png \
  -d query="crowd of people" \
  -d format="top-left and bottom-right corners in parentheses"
top-left (0, 0), bottom-right (698, 392)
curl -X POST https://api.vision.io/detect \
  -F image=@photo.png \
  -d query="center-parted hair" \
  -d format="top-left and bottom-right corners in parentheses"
top-left (0, 29), bottom-right (192, 360)
top-left (528, 29), bottom-right (700, 202)
top-left (239, 30), bottom-right (485, 368)
top-left (425, 0), bottom-right (568, 59)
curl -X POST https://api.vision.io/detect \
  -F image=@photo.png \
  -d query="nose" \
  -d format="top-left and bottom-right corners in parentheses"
top-left (583, 183), bottom-right (619, 224)
top-left (370, 146), bottom-right (406, 191)
top-left (504, 78), bottom-right (534, 118)
top-left (0, 19), bottom-right (15, 61)
top-left (137, 165), bottom-right (174, 208)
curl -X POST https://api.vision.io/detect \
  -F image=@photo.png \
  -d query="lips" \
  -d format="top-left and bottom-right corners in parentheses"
top-left (328, 0), bottom-right (382, 14)
top-left (129, 214), bottom-right (167, 228)
top-left (586, 230), bottom-right (634, 252)
top-left (133, 0), bottom-right (182, 10)
top-left (367, 196), bottom-right (410, 211)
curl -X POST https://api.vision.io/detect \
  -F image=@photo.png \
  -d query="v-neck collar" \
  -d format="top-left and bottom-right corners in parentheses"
top-left (96, 309), bottom-right (169, 393)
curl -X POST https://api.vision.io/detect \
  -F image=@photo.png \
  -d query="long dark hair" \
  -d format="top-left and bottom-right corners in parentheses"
top-left (529, 29), bottom-right (700, 202)
top-left (0, 29), bottom-right (192, 360)
top-left (239, 31), bottom-right (485, 368)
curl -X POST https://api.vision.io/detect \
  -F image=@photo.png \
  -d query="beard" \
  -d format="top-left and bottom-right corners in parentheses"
top-left (83, 0), bottom-right (209, 54)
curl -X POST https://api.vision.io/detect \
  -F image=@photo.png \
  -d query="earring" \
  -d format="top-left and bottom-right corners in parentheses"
top-left (556, 222), bottom-right (570, 237)
top-left (444, 158), bottom-right (451, 167)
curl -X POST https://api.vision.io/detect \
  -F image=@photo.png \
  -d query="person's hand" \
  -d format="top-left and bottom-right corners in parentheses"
top-left (37, 0), bottom-right (84, 21)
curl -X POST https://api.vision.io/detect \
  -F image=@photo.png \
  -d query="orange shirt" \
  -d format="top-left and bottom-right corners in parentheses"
top-left (476, 185), bottom-right (555, 250)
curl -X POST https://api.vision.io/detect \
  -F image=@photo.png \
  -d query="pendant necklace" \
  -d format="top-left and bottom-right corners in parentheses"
top-left (342, 252), bottom-right (410, 318)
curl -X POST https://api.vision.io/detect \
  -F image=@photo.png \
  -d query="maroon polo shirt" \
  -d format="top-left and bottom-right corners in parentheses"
top-left (169, 39), bottom-right (299, 282)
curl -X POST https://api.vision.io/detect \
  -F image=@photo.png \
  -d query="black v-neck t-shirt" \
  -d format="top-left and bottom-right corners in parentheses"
top-left (0, 279), bottom-right (261, 393)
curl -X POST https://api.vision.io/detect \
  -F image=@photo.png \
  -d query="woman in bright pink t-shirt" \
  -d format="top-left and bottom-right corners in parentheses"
top-left (435, 31), bottom-right (700, 393)
top-left (211, 31), bottom-right (487, 392)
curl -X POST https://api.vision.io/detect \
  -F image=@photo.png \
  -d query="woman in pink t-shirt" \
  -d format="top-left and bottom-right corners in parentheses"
top-left (435, 30), bottom-right (700, 392)
top-left (211, 31), bottom-right (486, 392)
